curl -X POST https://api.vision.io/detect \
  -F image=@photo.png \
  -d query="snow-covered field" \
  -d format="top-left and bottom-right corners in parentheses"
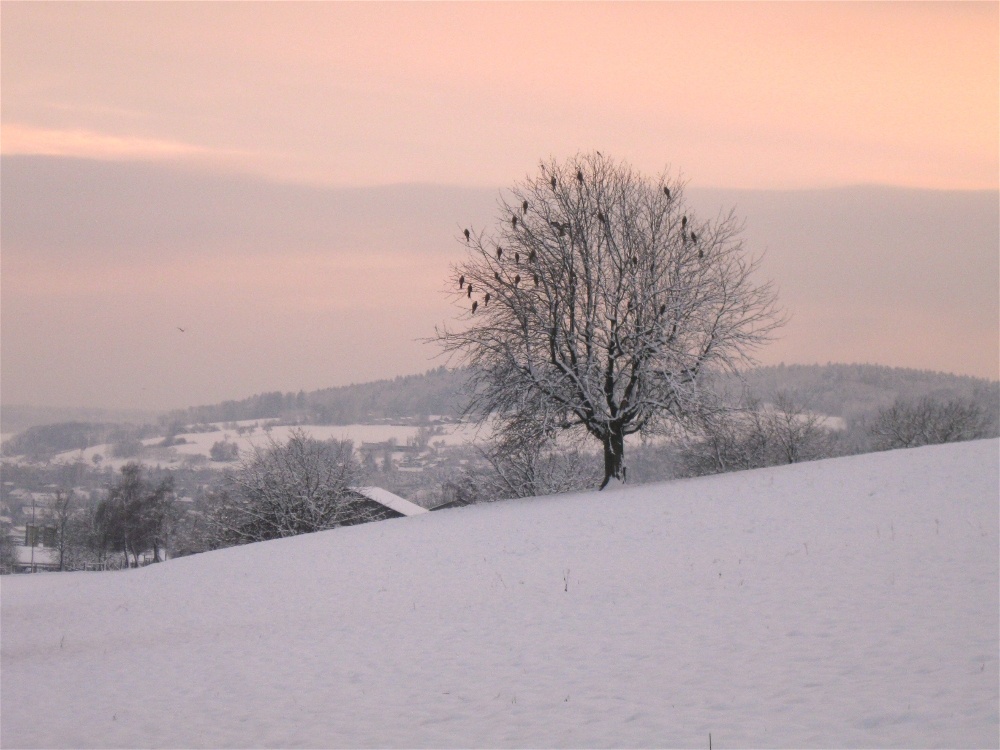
top-left (42, 422), bottom-right (483, 472)
top-left (2, 440), bottom-right (997, 749)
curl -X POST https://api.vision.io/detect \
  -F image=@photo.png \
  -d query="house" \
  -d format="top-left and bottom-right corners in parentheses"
top-left (346, 486), bottom-right (428, 525)
top-left (359, 442), bottom-right (422, 456)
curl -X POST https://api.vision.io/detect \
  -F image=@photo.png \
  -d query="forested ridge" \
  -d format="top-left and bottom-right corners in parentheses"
top-left (169, 363), bottom-right (998, 427)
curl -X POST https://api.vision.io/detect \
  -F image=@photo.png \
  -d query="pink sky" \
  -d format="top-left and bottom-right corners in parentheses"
top-left (2, 2), bottom-right (997, 410)
top-left (4, 2), bottom-right (996, 189)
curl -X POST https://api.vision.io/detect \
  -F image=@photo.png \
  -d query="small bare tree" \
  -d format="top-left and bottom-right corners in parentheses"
top-left (475, 427), bottom-right (603, 501)
top-left (51, 488), bottom-right (75, 571)
top-left (0, 530), bottom-right (15, 574)
top-left (678, 389), bottom-right (836, 476)
top-left (436, 153), bottom-right (783, 488)
top-left (95, 463), bottom-right (174, 567)
top-left (61, 506), bottom-right (106, 571)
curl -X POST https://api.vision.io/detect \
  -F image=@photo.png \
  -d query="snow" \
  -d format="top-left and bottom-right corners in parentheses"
top-left (40, 422), bottom-right (482, 471)
top-left (2, 439), bottom-right (997, 749)
top-left (12, 546), bottom-right (59, 567)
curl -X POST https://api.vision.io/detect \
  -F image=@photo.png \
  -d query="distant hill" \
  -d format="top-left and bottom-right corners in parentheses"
top-left (167, 362), bottom-right (996, 428)
top-left (0, 405), bottom-right (163, 436)
top-left (730, 362), bottom-right (999, 423)
top-left (164, 366), bottom-right (470, 426)
top-left (3, 364), bottom-right (996, 458)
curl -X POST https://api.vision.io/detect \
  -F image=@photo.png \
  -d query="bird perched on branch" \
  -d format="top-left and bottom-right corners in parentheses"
top-left (550, 176), bottom-right (557, 190)
top-left (522, 200), bottom-right (529, 214)
top-left (514, 274), bottom-right (521, 286)
top-left (533, 273), bottom-right (539, 286)
top-left (663, 186), bottom-right (671, 199)
top-left (484, 293), bottom-right (491, 306)
top-left (467, 283), bottom-right (473, 298)
top-left (681, 215), bottom-right (688, 228)
top-left (471, 301), bottom-right (478, 314)
top-left (515, 251), bottom-right (520, 264)
top-left (597, 211), bottom-right (606, 223)
top-left (497, 247), bottom-right (503, 260)
top-left (577, 169), bottom-right (584, 182)
top-left (464, 228), bottom-right (470, 242)
top-left (528, 250), bottom-right (536, 263)
top-left (459, 274), bottom-right (465, 288)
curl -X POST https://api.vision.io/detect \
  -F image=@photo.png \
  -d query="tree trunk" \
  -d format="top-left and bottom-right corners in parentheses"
top-left (599, 426), bottom-right (626, 490)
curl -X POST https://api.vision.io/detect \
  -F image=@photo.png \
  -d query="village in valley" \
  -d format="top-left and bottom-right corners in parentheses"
top-left (0, 413), bottom-right (491, 573)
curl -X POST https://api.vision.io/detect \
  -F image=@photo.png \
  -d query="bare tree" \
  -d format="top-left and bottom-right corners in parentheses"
top-left (0, 530), bottom-right (15, 574)
top-left (473, 429), bottom-right (603, 501)
top-left (51, 488), bottom-right (75, 571)
top-left (60, 506), bottom-right (106, 571)
top-left (207, 429), bottom-right (372, 546)
top-left (436, 153), bottom-right (784, 488)
top-left (95, 463), bottom-right (174, 567)
top-left (868, 395), bottom-right (994, 451)
top-left (768, 391), bottom-right (838, 464)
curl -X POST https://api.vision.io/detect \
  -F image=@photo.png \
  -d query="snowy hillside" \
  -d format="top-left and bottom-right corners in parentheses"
top-left (2, 440), bottom-right (997, 748)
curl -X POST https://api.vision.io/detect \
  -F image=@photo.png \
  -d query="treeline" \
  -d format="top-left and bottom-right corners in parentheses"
top-left (450, 384), bottom-right (1000, 503)
top-left (0, 405), bottom-right (161, 436)
top-left (732, 363), bottom-right (999, 425)
top-left (164, 366), bottom-right (469, 426)
top-left (166, 363), bottom-right (996, 431)
top-left (1, 422), bottom-right (162, 461)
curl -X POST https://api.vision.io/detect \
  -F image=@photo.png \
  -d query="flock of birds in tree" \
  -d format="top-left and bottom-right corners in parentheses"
top-left (460, 172), bottom-right (702, 314)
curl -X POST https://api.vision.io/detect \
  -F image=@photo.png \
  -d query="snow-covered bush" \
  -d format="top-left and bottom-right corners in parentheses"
top-left (205, 429), bottom-right (372, 546)
top-left (209, 440), bottom-right (240, 462)
top-left (677, 390), bottom-right (837, 476)
top-left (867, 395), bottom-right (995, 450)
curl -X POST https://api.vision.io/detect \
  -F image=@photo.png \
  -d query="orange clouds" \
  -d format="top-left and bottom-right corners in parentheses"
top-left (1, 123), bottom-right (213, 160)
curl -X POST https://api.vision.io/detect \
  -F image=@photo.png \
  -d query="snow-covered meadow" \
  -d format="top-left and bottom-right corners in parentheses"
top-left (42, 421), bottom-right (483, 472)
top-left (2, 440), bottom-right (997, 748)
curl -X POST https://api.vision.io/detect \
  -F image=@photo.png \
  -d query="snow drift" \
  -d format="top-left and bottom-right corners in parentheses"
top-left (2, 440), bottom-right (998, 749)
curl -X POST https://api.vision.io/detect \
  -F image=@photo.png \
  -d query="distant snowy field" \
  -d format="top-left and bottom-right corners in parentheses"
top-left (42, 421), bottom-right (484, 471)
top-left (3, 440), bottom-right (997, 749)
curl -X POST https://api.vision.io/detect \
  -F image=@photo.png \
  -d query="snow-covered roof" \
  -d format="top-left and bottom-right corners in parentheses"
top-left (352, 486), bottom-right (428, 517)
